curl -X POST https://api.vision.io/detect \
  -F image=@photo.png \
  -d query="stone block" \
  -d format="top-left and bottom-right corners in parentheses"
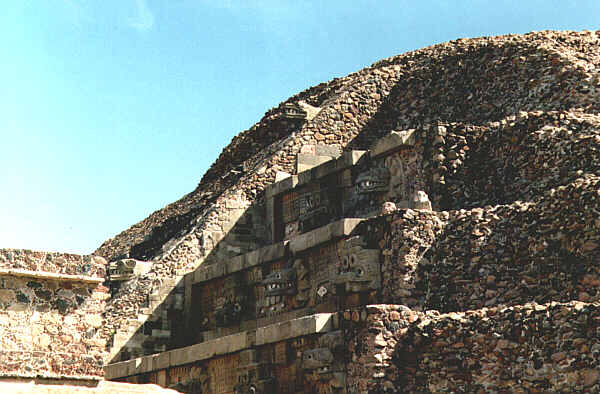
top-left (154, 351), bottom-right (170, 370)
top-left (256, 313), bottom-right (334, 345)
top-left (314, 144), bottom-right (341, 157)
top-left (259, 241), bottom-right (286, 264)
top-left (266, 175), bottom-right (298, 198)
top-left (370, 129), bottom-right (416, 157)
top-left (288, 219), bottom-right (364, 254)
top-left (0, 289), bottom-right (15, 303)
top-left (297, 154), bottom-right (333, 174)
top-left (151, 329), bottom-right (170, 339)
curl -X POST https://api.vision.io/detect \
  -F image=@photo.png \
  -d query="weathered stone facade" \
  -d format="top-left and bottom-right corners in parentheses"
top-left (0, 249), bottom-right (108, 382)
top-left (103, 108), bottom-right (599, 392)
top-left (346, 303), bottom-right (600, 392)
top-left (3, 30), bottom-right (600, 392)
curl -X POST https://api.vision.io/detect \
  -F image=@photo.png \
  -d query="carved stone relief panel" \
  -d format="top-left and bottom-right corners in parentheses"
top-left (168, 364), bottom-right (210, 393)
top-left (301, 331), bottom-right (346, 393)
top-left (277, 175), bottom-right (344, 241)
top-left (214, 275), bottom-right (247, 328)
top-left (333, 236), bottom-right (381, 295)
top-left (307, 243), bottom-right (336, 310)
top-left (267, 335), bottom-right (322, 394)
top-left (382, 147), bottom-right (425, 206)
top-left (256, 237), bottom-right (381, 319)
top-left (296, 189), bottom-right (329, 233)
top-left (234, 349), bottom-right (273, 394)
top-left (209, 354), bottom-right (239, 394)
top-left (257, 259), bottom-right (310, 318)
top-left (281, 191), bottom-right (300, 241)
top-left (197, 273), bottom-right (254, 331)
top-left (199, 279), bottom-right (222, 330)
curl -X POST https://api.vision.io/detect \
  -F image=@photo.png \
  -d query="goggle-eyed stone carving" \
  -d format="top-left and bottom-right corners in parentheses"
top-left (281, 102), bottom-right (307, 120)
top-left (355, 167), bottom-right (390, 195)
top-left (259, 260), bottom-right (310, 316)
top-left (301, 331), bottom-right (345, 390)
top-left (333, 236), bottom-right (381, 294)
top-left (262, 268), bottom-right (297, 297)
top-left (214, 299), bottom-right (244, 327)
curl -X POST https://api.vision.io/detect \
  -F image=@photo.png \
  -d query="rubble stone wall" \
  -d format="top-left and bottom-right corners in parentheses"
top-left (345, 303), bottom-right (600, 393)
top-left (0, 249), bottom-right (106, 278)
top-left (428, 111), bottom-right (600, 211)
top-left (104, 276), bottom-right (185, 363)
top-left (365, 174), bottom-right (600, 312)
top-left (0, 250), bottom-right (108, 380)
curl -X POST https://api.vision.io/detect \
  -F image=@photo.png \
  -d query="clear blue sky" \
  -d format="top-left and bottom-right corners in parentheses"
top-left (1, 1), bottom-right (598, 254)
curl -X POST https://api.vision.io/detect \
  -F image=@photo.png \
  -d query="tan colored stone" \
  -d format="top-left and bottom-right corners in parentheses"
top-left (8, 303), bottom-right (28, 312)
top-left (86, 314), bottom-right (104, 328)
top-left (92, 290), bottom-right (111, 300)
top-left (0, 381), bottom-right (181, 393)
top-left (584, 369), bottom-right (599, 387)
top-left (39, 333), bottom-right (51, 349)
top-left (551, 351), bottom-right (566, 362)
top-left (0, 289), bottom-right (15, 303)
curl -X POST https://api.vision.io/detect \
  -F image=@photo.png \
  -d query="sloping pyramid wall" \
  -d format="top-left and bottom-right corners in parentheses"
top-left (105, 110), bottom-right (599, 392)
top-left (98, 30), bottom-right (600, 393)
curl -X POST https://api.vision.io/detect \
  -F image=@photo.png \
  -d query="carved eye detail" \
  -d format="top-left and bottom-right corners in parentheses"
top-left (350, 255), bottom-right (357, 264)
top-left (234, 303), bottom-right (242, 312)
top-left (249, 386), bottom-right (256, 394)
top-left (276, 273), bottom-right (281, 279)
top-left (356, 268), bottom-right (364, 277)
top-left (306, 354), bottom-right (313, 359)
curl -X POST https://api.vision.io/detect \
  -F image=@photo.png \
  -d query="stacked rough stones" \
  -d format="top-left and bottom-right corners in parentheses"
top-left (0, 249), bottom-right (108, 381)
top-left (91, 30), bottom-right (600, 392)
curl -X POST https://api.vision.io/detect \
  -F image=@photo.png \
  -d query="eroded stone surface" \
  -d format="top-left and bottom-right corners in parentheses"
top-left (345, 303), bottom-right (600, 393)
top-left (4, 30), bottom-right (600, 393)
top-left (0, 251), bottom-right (108, 380)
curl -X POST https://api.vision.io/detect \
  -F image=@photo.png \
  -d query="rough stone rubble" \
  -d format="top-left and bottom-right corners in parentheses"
top-left (0, 250), bottom-right (108, 380)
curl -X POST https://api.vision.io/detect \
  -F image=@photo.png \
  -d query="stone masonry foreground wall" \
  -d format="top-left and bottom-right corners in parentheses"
top-left (0, 249), bottom-right (108, 380)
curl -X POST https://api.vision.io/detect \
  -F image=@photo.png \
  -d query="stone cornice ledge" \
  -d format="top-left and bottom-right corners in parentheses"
top-left (265, 150), bottom-right (366, 198)
top-left (189, 218), bottom-right (364, 285)
top-left (288, 218), bottom-right (364, 253)
top-left (0, 372), bottom-right (102, 381)
top-left (105, 312), bottom-right (336, 379)
top-left (0, 268), bottom-right (104, 284)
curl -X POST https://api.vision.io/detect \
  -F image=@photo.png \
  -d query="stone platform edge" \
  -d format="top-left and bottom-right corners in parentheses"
top-left (104, 312), bottom-right (336, 379)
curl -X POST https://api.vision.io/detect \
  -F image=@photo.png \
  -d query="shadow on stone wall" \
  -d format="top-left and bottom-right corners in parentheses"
top-left (104, 34), bottom-right (600, 380)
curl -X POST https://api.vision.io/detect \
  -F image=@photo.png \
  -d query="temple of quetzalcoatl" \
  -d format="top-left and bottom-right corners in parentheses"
top-left (2, 30), bottom-right (600, 393)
